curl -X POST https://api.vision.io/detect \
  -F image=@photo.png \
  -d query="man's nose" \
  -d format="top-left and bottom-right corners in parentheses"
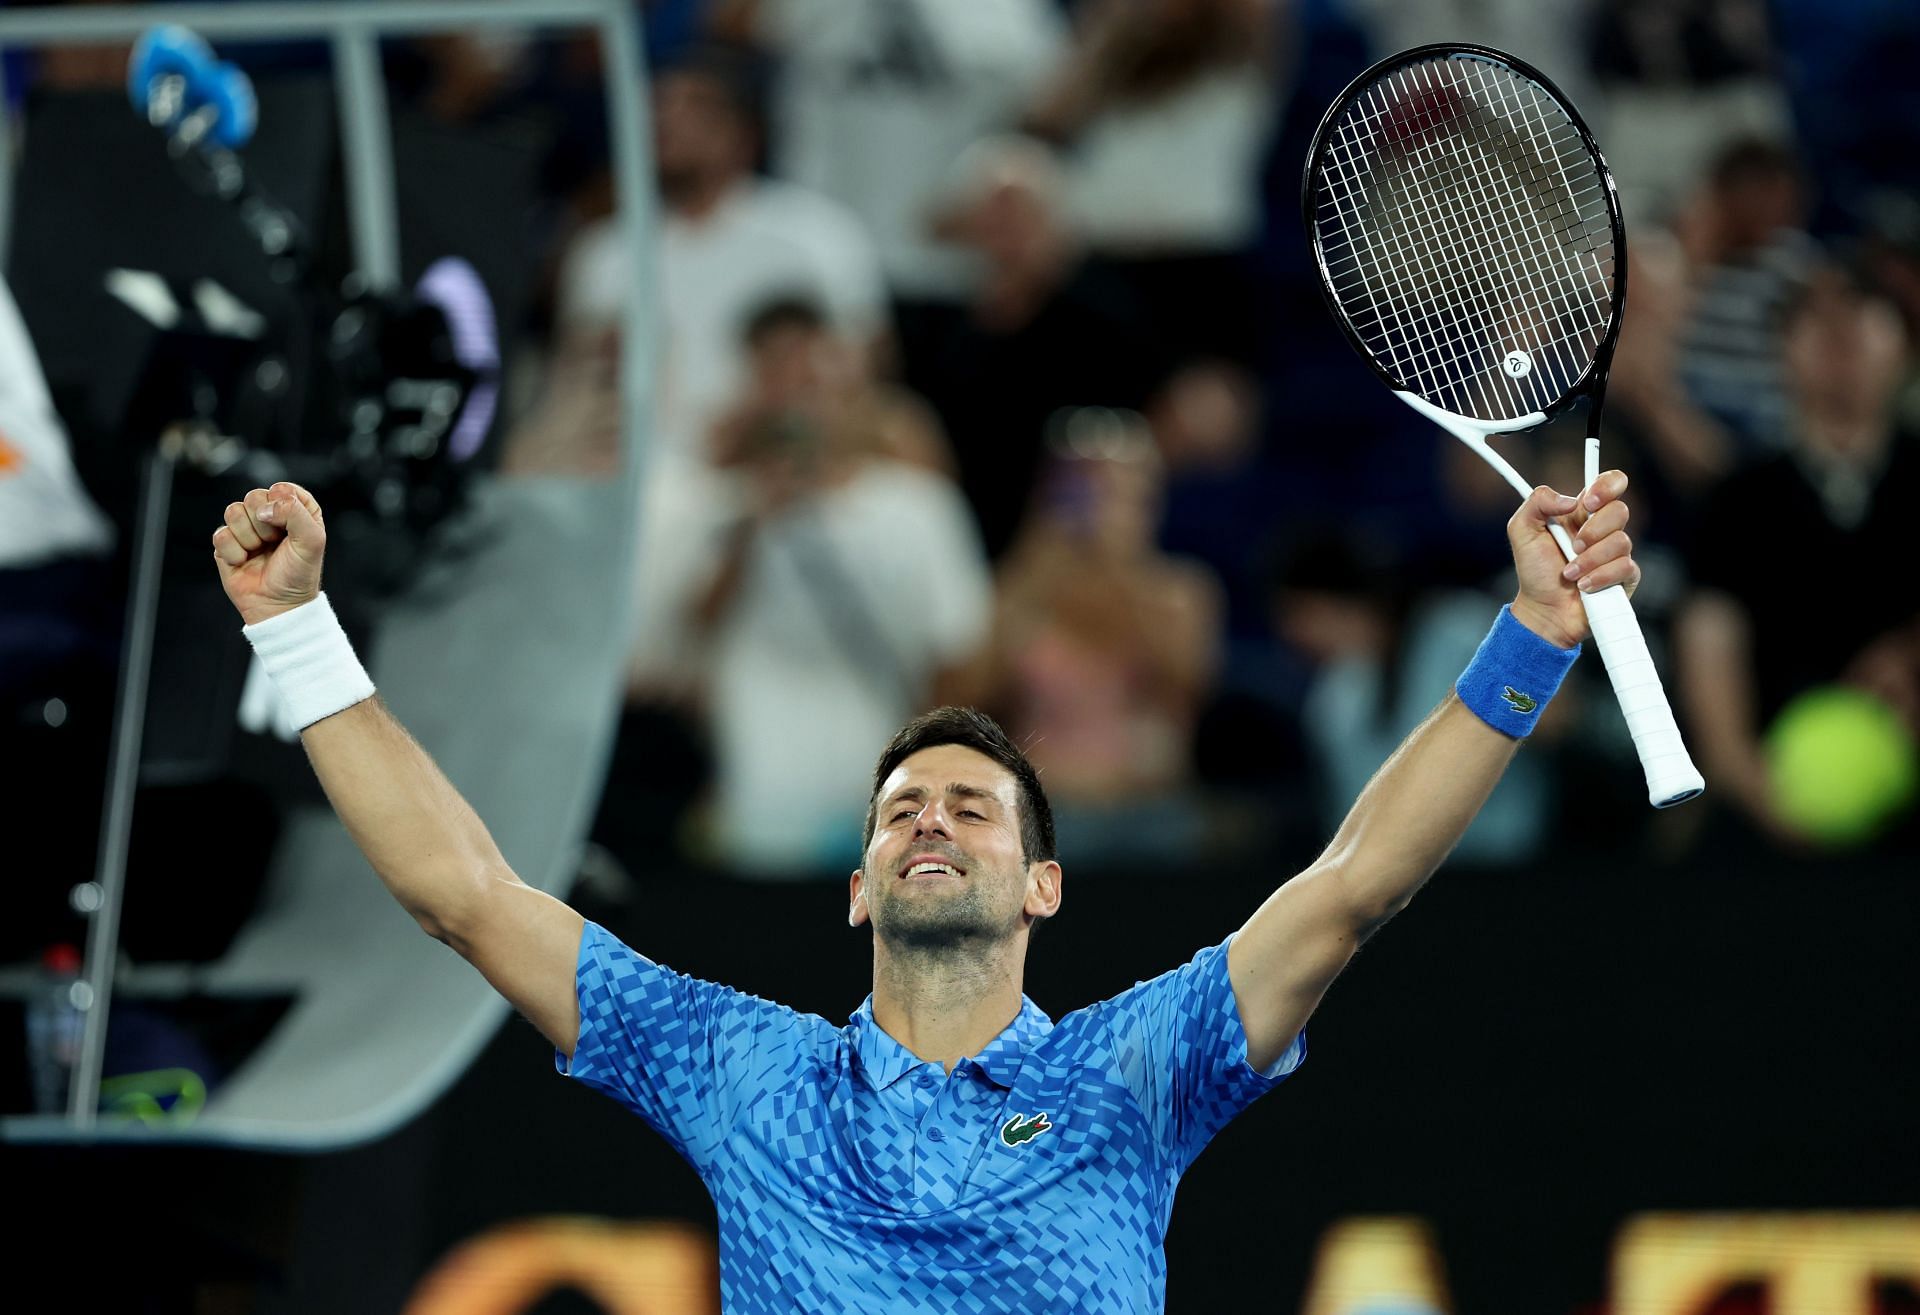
top-left (912, 803), bottom-right (952, 842)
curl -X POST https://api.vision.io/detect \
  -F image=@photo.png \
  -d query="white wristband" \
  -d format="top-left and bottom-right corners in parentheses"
top-left (240, 592), bottom-right (376, 730)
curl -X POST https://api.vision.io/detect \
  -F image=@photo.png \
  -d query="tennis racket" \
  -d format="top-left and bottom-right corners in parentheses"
top-left (1301, 44), bottom-right (1704, 808)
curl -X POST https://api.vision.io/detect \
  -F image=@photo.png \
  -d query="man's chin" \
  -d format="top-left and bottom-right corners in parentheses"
top-left (875, 906), bottom-right (1002, 952)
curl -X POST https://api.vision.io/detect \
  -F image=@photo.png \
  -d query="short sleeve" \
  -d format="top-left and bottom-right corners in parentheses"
top-left (557, 921), bottom-right (833, 1173)
top-left (1093, 935), bottom-right (1305, 1172)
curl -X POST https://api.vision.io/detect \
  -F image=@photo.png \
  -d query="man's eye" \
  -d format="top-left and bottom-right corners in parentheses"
top-left (959, 810), bottom-right (984, 821)
top-left (891, 810), bottom-right (915, 822)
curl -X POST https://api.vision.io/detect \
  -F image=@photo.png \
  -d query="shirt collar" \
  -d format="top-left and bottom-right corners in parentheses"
top-left (969, 996), bottom-right (1053, 1088)
top-left (849, 995), bottom-right (1054, 1092)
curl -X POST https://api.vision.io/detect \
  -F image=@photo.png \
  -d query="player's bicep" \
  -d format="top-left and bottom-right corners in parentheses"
top-left (443, 872), bottom-right (587, 1057)
top-left (1228, 864), bottom-right (1367, 1072)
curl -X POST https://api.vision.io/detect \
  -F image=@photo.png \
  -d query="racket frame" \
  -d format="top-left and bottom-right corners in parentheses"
top-left (1301, 42), bottom-right (1628, 443)
top-left (1300, 44), bottom-right (1705, 809)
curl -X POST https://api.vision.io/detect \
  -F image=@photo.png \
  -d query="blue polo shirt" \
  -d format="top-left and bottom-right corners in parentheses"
top-left (557, 920), bottom-right (1305, 1312)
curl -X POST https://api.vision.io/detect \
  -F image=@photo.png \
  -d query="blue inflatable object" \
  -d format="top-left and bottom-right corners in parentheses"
top-left (202, 62), bottom-right (258, 149)
top-left (127, 25), bottom-right (217, 116)
top-left (127, 25), bottom-right (256, 149)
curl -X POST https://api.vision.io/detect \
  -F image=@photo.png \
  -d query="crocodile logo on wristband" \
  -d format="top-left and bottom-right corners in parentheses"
top-left (1501, 686), bottom-right (1538, 715)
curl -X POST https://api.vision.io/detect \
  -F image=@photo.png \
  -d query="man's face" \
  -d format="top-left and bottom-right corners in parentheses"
top-left (1784, 287), bottom-right (1908, 434)
top-left (653, 70), bottom-right (751, 190)
top-left (1718, 173), bottom-right (1803, 252)
top-left (748, 322), bottom-right (859, 414)
top-left (850, 745), bottom-right (1060, 951)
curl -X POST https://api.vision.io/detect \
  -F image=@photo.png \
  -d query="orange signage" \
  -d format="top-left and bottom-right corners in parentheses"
top-left (1614, 1213), bottom-right (1920, 1315)
top-left (404, 1218), bottom-right (717, 1315)
top-left (405, 1210), bottom-right (1920, 1314)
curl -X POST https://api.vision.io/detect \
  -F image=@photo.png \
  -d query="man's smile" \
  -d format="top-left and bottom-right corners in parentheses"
top-left (899, 853), bottom-right (968, 880)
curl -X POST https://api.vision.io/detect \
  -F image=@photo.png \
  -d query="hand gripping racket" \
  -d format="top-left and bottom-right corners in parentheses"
top-left (1302, 44), bottom-right (1704, 807)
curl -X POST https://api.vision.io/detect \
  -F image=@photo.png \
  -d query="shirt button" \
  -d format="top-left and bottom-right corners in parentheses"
top-left (926, 1126), bottom-right (946, 1142)
top-left (915, 1073), bottom-right (935, 1089)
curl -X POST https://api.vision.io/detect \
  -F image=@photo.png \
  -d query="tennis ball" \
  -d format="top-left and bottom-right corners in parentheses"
top-left (1765, 686), bottom-right (1919, 847)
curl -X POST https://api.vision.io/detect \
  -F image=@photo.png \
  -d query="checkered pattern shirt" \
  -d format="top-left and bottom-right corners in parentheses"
top-left (557, 921), bottom-right (1305, 1312)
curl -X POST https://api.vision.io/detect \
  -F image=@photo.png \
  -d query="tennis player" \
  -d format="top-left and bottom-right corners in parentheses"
top-left (212, 472), bottom-right (1636, 1311)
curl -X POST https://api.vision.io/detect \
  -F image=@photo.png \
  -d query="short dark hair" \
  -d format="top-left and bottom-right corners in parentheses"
top-left (1709, 137), bottom-right (1802, 192)
top-left (743, 295), bottom-right (828, 349)
top-left (862, 707), bottom-right (1055, 865)
top-left (659, 43), bottom-right (769, 129)
top-left (1776, 259), bottom-right (1900, 334)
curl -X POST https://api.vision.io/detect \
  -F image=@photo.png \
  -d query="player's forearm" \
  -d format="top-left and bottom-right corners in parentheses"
top-left (1317, 692), bottom-right (1518, 931)
top-left (298, 696), bottom-right (509, 939)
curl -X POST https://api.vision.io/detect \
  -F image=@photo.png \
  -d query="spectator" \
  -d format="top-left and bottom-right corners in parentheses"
top-left (1672, 137), bottom-right (1820, 456)
top-left (0, 265), bottom-right (117, 714)
top-left (709, 300), bottom-right (953, 478)
top-left (0, 279), bottom-right (112, 581)
top-left (915, 135), bottom-right (1174, 556)
top-left (1601, 225), bottom-right (1736, 545)
top-left (397, 32), bottom-right (535, 125)
top-left (1022, 0), bottom-right (1278, 362)
top-left (0, 274), bottom-right (119, 963)
top-left (1676, 267), bottom-right (1920, 840)
top-left (714, 0), bottom-right (1064, 310)
top-left (557, 45), bottom-right (890, 457)
top-left (1859, 201), bottom-right (1920, 434)
top-left (693, 299), bottom-right (990, 877)
top-left (1588, 0), bottom-right (1789, 225)
top-left (548, 45), bottom-right (890, 698)
top-left (957, 408), bottom-right (1220, 862)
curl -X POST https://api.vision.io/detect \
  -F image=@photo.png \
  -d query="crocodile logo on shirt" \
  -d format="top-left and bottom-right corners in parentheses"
top-left (999, 1112), bottom-right (1053, 1147)
top-left (1501, 686), bottom-right (1538, 715)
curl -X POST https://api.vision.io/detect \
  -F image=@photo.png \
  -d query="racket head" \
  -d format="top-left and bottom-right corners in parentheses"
top-left (1301, 44), bottom-right (1627, 431)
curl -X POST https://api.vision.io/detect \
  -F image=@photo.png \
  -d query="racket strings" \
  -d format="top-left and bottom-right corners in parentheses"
top-left (1322, 102), bottom-right (1556, 417)
top-left (1353, 59), bottom-right (1609, 395)
top-left (1322, 113), bottom-right (1534, 417)
top-left (1345, 64), bottom-right (1602, 411)
top-left (1337, 78), bottom-right (1561, 415)
top-left (1340, 70), bottom-right (1608, 417)
top-left (1458, 61), bottom-right (1613, 386)
top-left (1418, 61), bottom-right (1607, 411)
top-left (1311, 54), bottom-right (1616, 422)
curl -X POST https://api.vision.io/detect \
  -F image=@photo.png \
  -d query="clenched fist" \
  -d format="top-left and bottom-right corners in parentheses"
top-left (212, 482), bottom-right (327, 625)
top-left (1507, 469), bottom-right (1640, 650)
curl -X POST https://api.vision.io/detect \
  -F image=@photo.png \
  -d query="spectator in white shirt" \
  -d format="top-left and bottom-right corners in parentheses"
top-left (692, 298), bottom-right (990, 876)
top-left (557, 46), bottom-right (889, 461)
top-left (548, 47), bottom-right (891, 699)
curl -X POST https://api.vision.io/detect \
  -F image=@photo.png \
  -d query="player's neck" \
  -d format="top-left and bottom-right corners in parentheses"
top-left (870, 940), bottom-right (1026, 1075)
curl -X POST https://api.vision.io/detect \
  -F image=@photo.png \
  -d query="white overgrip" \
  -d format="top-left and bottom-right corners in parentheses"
top-left (1578, 583), bottom-right (1705, 808)
top-left (1393, 390), bottom-right (1706, 808)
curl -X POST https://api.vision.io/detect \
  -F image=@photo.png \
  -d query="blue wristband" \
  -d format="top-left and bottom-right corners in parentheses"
top-left (1455, 605), bottom-right (1580, 738)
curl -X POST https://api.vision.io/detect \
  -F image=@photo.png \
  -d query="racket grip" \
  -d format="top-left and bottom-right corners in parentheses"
top-left (1579, 583), bottom-right (1705, 808)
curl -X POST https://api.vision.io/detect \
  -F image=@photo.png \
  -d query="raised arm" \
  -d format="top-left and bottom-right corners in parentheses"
top-left (212, 483), bottom-right (586, 1056)
top-left (1228, 476), bottom-right (1640, 1070)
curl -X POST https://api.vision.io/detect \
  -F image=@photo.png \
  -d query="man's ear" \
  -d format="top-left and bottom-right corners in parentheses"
top-left (849, 869), bottom-right (869, 928)
top-left (1024, 860), bottom-right (1063, 921)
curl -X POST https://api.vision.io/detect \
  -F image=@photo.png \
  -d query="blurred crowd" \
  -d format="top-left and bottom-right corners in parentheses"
top-left (11, 0), bottom-right (1920, 879)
